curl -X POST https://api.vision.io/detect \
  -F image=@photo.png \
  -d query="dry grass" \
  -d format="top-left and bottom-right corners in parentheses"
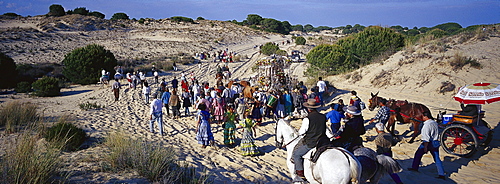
top-left (1, 132), bottom-right (63, 184)
top-left (0, 101), bottom-right (40, 133)
top-left (449, 52), bottom-right (482, 71)
top-left (103, 132), bottom-right (212, 183)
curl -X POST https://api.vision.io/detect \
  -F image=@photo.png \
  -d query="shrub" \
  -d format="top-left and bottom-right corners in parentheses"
top-left (62, 44), bottom-right (117, 85)
top-left (44, 117), bottom-right (87, 152)
top-left (260, 42), bottom-right (279, 55)
top-left (196, 17), bottom-right (205, 21)
top-left (0, 101), bottom-right (39, 133)
top-left (1, 133), bottom-right (62, 184)
top-left (48, 4), bottom-right (65, 16)
top-left (15, 81), bottom-right (32, 93)
top-left (0, 52), bottom-right (18, 88)
top-left (3, 12), bottom-right (20, 17)
top-left (32, 76), bottom-right (61, 97)
top-left (103, 132), bottom-right (176, 181)
top-left (275, 49), bottom-right (287, 56)
top-left (89, 11), bottom-right (105, 19)
top-left (295, 36), bottom-right (306, 45)
top-left (111, 13), bottom-right (129, 20)
top-left (71, 7), bottom-right (89, 16)
top-left (171, 16), bottom-right (194, 23)
top-left (79, 102), bottom-right (104, 110)
top-left (306, 26), bottom-right (404, 75)
top-left (449, 52), bottom-right (481, 71)
top-left (426, 28), bottom-right (448, 39)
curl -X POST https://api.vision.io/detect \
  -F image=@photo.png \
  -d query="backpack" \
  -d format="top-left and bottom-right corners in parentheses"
top-left (359, 101), bottom-right (366, 110)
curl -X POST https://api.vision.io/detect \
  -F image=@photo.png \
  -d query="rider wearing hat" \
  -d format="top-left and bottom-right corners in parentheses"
top-left (292, 99), bottom-right (330, 178)
top-left (332, 105), bottom-right (365, 152)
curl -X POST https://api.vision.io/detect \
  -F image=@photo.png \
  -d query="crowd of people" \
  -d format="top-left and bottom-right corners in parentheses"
top-left (106, 62), bottom-right (446, 182)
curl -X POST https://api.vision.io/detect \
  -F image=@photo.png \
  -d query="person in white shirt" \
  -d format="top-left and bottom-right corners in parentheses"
top-left (149, 94), bottom-right (164, 136)
top-left (142, 81), bottom-right (151, 104)
top-left (316, 77), bottom-right (327, 105)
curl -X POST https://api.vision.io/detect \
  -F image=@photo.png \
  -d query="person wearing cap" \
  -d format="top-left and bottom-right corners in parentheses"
top-left (374, 123), bottom-right (403, 184)
top-left (332, 105), bottom-right (365, 152)
top-left (408, 111), bottom-right (446, 180)
top-left (368, 98), bottom-right (390, 127)
top-left (292, 99), bottom-right (331, 178)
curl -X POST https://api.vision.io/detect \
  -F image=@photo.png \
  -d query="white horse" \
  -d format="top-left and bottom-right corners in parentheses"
top-left (275, 118), bottom-right (362, 184)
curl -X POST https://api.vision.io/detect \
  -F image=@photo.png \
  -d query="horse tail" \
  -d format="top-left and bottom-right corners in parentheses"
top-left (375, 154), bottom-right (403, 174)
top-left (347, 151), bottom-right (362, 184)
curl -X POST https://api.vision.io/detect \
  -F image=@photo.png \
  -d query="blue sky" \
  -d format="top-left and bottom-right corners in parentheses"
top-left (1, 0), bottom-right (499, 28)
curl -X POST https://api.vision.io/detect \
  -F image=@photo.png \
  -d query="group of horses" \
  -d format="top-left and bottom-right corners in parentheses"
top-left (274, 92), bottom-right (430, 183)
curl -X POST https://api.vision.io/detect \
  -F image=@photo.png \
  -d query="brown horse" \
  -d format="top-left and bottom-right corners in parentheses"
top-left (368, 92), bottom-right (430, 143)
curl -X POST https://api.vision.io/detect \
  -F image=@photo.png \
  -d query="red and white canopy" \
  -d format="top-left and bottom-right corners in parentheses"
top-left (454, 82), bottom-right (500, 104)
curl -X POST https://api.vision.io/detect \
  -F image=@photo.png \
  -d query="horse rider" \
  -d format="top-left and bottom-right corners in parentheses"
top-left (292, 99), bottom-right (331, 178)
top-left (331, 106), bottom-right (365, 152)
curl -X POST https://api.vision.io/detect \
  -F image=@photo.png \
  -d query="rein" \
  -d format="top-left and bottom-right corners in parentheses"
top-left (390, 109), bottom-right (424, 123)
top-left (280, 134), bottom-right (302, 149)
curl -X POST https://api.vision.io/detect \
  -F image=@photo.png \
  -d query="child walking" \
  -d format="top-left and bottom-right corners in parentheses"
top-left (223, 105), bottom-right (238, 147)
top-left (239, 111), bottom-right (261, 156)
top-left (195, 103), bottom-right (214, 148)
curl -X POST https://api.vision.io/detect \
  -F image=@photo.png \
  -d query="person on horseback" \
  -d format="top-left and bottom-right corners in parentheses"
top-left (292, 99), bottom-right (330, 178)
top-left (331, 106), bottom-right (365, 152)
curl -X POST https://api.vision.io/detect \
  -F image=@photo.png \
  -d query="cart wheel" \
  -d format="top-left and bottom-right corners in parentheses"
top-left (440, 124), bottom-right (478, 157)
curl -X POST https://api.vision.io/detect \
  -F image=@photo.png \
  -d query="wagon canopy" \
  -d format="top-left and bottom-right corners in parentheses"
top-left (453, 82), bottom-right (500, 104)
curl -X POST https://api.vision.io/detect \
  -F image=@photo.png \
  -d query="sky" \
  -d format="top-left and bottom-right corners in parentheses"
top-left (0, 0), bottom-right (499, 28)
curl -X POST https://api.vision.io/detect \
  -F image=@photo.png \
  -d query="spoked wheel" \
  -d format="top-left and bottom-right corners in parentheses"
top-left (440, 124), bottom-right (478, 157)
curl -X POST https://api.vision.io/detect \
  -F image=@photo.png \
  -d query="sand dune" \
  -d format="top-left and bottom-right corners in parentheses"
top-left (1, 15), bottom-right (499, 183)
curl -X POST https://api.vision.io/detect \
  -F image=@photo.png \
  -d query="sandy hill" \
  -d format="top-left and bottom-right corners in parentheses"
top-left (1, 15), bottom-right (499, 183)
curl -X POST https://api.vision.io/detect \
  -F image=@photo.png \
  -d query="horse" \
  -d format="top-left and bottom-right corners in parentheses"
top-left (275, 118), bottom-right (361, 184)
top-left (352, 147), bottom-right (403, 184)
top-left (99, 76), bottom-right (109, 85)
top-left (368, 92), bottom-right (430, 143)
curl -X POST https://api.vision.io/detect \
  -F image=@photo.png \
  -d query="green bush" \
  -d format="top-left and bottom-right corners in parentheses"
top-left (32, 76), bottom-right (61, 97)
top-left (89, 11), bottom-right (105, 19)
top-left (111, 12), bottom-right (129, 20)
top-left (3, 12), bottom-right (20, 17)
top-left (1, 133), bottom-right (62, 184)
top-left (260, 42), bottom-right (279, 56)
top-left (306, 26), bottom-right (404, 75)
top-left (44, 118), bottom-right (87, 152)
top-left (171, 16), bottom-right (194, 23)
top-left (295, 36), bottom-right (306, 45)
top-left (62, 44), bottom-right (117, 85)
top-left (48, 4), bottom-right (65, 16)
top-left (71, 7), bottom-right (89, 15)
top-left (15, 81), bottom-right (32, 93)
top-left (0, 101), bottom-right (39, 133)
top-left (426, 28), bottom-right (448, 39)
top-left (0, 52), bottom-right (18, 88)
top-left (275, 50), bottom-right (288, 56)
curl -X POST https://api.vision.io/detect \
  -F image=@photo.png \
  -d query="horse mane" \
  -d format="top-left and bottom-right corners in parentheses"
top-left (280, 119), bottom-right (299, 136)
